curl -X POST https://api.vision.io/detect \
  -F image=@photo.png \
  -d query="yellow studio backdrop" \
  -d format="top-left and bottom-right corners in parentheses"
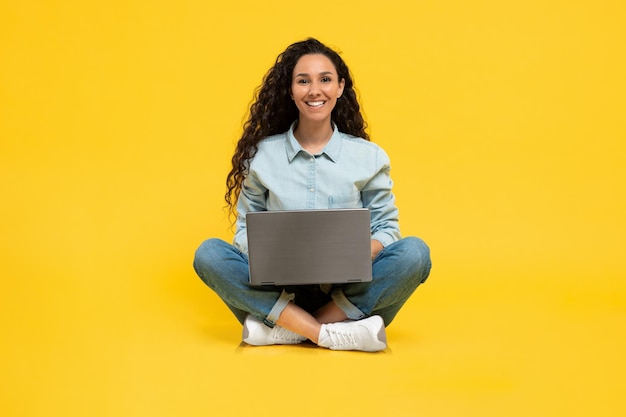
top-left (1, 1), bottom-right (624, 416)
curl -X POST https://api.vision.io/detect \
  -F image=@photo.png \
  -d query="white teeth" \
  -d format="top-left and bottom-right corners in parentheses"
top-left (306, 101), bottom-right (324, 107)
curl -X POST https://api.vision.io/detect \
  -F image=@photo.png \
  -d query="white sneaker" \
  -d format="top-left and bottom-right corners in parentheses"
top-left (242, 315), bottom-right (307, 346)
top-left (318, 315), bottom-right (387, 352)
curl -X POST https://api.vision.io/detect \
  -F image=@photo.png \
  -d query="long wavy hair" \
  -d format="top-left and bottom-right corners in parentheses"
top-left (225, 38), bottom-right (369, 218)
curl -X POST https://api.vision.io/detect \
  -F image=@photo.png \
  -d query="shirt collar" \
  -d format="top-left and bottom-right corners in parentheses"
top-left (286, 121), bottom-right (341, 163)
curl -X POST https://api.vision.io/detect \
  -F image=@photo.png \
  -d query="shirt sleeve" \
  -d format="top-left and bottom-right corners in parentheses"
top-left (233, 169), bottom-right (267, 254)
top-left (361, 147), bottom-right (402, 247)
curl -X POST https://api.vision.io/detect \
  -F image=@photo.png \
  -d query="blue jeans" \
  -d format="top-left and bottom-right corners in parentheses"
top-left (193, 237), bottom-right (431, 327)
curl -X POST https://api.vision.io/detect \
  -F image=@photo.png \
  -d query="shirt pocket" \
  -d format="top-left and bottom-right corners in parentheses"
top-left (328, 191), bottom-right (362, 209)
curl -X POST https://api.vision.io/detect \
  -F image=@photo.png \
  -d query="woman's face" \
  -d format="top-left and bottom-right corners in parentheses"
top-left (291, 54), bottom-right (345, 124)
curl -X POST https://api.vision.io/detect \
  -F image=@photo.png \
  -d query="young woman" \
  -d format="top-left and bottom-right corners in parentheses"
top-left (193, 38), bottom-right (431, 352)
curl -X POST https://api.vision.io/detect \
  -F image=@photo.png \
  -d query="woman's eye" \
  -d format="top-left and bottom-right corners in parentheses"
top-left (297, 79), bottom-right (309, 84)
top-left (321, 77), bottom-right (331, 83)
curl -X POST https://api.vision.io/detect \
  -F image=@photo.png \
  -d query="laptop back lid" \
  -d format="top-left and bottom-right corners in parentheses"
top-left (246, 209), bottom-right (372, 286)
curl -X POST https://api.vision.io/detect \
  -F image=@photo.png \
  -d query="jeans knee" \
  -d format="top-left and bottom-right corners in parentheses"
top-left (193, 238), bottom-right (225, 285)
top-left (401, 236), bottom-right (432, 283)
top-left (194, 238), bottom-right (220, 265)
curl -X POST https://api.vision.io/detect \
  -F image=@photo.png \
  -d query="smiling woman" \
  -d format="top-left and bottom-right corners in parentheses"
top-left (2, 1), bottom-right (625, 414)
top-left (192, 38), bottom-right (432, 352)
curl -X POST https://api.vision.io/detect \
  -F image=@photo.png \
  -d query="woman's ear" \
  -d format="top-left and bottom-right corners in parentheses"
top-left (338, 78), bottom-right (346, 97)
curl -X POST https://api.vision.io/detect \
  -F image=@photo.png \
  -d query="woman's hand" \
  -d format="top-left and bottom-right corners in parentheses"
top-left (371, 239), bottom-right (383, 260)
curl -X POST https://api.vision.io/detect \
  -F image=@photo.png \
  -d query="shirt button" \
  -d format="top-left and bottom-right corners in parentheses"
top-left (310, 188), bottom-right (315, 192)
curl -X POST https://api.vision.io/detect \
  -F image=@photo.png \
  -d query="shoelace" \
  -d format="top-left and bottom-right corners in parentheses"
top-left (325, 326), bottom-right (358, 348)
top-left (271, 326), bottom-right (303, 343)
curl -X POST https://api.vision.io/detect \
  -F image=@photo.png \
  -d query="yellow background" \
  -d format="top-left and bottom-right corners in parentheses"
top-left (1, 1), bottom-right (624, 416)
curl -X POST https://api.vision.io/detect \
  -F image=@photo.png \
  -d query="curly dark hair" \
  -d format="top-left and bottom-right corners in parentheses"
top-left (225, 38), bottom-right (369, 217)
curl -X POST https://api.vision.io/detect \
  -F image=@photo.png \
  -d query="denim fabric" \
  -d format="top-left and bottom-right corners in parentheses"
top-left (233, 122), bottom-right (401, 254)
top-left (193, 236), bottom-right (431, 327)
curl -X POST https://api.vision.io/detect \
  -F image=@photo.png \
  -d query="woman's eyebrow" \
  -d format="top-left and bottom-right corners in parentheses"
top-left (294, 71), bottom-right (335, 77)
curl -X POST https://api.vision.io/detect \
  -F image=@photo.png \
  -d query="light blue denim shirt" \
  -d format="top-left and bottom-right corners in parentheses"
top-left (234, 122), bottom-right (401, 254)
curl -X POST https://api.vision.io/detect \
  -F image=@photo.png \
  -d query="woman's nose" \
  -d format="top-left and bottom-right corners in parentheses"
top-left (308, 81), bottom-right (321, 96)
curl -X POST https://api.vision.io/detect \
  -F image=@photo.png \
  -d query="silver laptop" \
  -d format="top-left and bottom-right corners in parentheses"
top-left (246, 208), bottom-right (372, 286)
